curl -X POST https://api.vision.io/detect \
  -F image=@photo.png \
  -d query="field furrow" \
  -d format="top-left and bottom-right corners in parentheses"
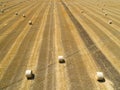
top-left (0, 0), bottom-right (120, 90)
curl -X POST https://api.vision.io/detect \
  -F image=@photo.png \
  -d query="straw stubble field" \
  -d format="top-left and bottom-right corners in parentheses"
top-left (0, 0), bottom-right (120, 90)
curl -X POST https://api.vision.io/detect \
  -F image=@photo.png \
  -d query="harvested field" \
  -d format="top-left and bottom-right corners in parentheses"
top-left (0, 0), bottom-right (120, 90)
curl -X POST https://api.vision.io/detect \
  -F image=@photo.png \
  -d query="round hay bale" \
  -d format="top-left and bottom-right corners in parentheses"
top-left (25, 70), bottom-right (33, 79)
top-left (29, 20), bottom-right (32, 25)
top-left (104, 13), bottom-right (107, 16)
top-left (96, 72), bottom-right (104, 81)
top-left (15, 12), bottom-right (18, 15)
top-left (108, 20), bottom-right (112, 24)
top-left (58, 56), bottom-right (65, 63)
top-left (23, 14), bottom-right (26, 17)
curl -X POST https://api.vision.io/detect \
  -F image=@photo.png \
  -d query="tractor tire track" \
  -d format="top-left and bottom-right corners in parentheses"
top-left (5, 3), bottom-right (49, 90)
top-left (0, 2), bottom-right (42, 63)
top-left (0, 2), bottom-right (47, 90)
top-left (57, 2), bottom-right (95, 90)
top-left (32, 2), bottom-right (55, 90)
top-left (61, 1), bottom-right (120, 89)
top-left (0, 1), bottom-right (29, 22)
top-left (0, 1), bottom-right (37, 34)
top-left (69, 2), bottom-right (120, 61)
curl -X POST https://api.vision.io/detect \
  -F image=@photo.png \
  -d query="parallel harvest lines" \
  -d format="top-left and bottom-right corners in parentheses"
top-left (19, 3), bottom-right (50, 90)
top-left (68, 0), bottom-right (120, 64)
top-left (57, 1), bottom-right (95, 90)
top-left (0, 1), bottom-right (37, 31)
top-left (0, 1), bottom-right (45, 90)
top-left (5, 2), bottom-right (48, 90)
top-left (68, 0), bottom-right (120, 70)
top-left (62, 1), bottom-right (120, 89)
top-left (0, 2), bottom-right (38, 39)
top-left (0, 1), bottom-right (42, 63)
top-left (31, 1), bottom-right (56, 90)
top-left (74, 0), bottom-right (120, 27)
top-left (0, 0), bottom-right (29, 21)
top-left (0, 0), bottom-right (120, 90)
top-left (54, 0), bottom-right (70, 89)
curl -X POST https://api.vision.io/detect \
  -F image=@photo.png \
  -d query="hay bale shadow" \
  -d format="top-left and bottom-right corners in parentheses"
top-left (97, 78), bottom-right (105, 83)
top-left (59, 59), bottom-right (65, 64)
top-left (27, 74), bottom-right (35, 80)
